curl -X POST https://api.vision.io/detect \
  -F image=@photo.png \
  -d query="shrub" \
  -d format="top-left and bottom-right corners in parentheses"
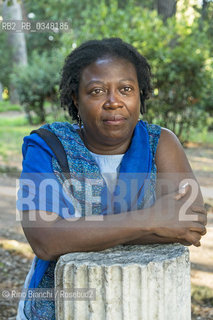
top-left (11, 51), bottom-right (63, 123)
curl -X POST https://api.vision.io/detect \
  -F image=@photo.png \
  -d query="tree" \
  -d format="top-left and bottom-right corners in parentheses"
top-left (202, 0), bottom-right (208, 20)
top-left (157, 0), bottom-right (177, 21)
top-left (2, 0), bottom-right (28, 104)
top-left (0, 83), bottom-right (3, 101)
top-left (200, 0), bottom-right (213, 48)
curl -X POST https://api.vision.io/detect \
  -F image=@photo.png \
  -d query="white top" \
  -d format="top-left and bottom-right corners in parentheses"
top-left (89, 151), bottom-right (124, 193)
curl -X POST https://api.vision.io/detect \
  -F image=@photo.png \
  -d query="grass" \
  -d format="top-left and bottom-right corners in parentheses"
top-left (0, 112), bottom-right (68, 167)
top-left (191, 284), bottom-right (213, 319)
top-left (0, 116), bottom-right (28, 127)
top-left (189, 128), bottom-right (213, 145)
top-left (0, 110), bottom-right (212, 169)
top-left (0, 115), bottom-right (35, 164)
top-left (191, 284), bottom-right (213, 305)
top-left (0, 239), bottom-right (33, 259)
top-left (0, 100), bottom-right (22, 112)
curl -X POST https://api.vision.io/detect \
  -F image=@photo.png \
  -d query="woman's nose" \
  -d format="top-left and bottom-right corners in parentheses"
top-left (103, 91), bottom-right (123, 109)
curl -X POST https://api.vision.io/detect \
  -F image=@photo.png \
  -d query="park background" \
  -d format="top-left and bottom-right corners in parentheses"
top-left (0, 0), bottom-right (212, 319)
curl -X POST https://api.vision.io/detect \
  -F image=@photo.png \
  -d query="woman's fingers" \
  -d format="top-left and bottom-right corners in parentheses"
top-left (194, 241), bottom-right (201, 247)
top-left (185, 230), bottom-right (202, 247)
top-left (189, 225), bottom-right (207, 235)
top-left (174, 183), bottom-right (190, 200)
top-left (178, 240), bottom-right (191, 246)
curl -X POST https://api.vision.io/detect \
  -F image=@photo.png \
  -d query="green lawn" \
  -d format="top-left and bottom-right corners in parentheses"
top-left (0, 116), bottom-right (35, 165)
top-left (0, 113), bottom-right (68, 168)
top-left (191, 283), bottom-right (213, 318)
top-left (0, 100), bottom-right (22, 112)
top-left (0, 112), bottom-right (213, 170)
top-left (189, 127), bottom-right (213, 145)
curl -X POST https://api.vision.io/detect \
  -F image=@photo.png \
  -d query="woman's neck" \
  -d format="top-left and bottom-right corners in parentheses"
top-left (77, 129), bottom-right (131, 155)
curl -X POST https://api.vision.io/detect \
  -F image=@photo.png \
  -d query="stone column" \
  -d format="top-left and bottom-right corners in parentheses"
top-left (55, 244), bottom-right (191, 320)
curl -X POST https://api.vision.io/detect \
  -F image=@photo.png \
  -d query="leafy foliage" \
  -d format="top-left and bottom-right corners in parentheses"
top-left (10, 51), bottom-right (63, 123)
top-left (61, 0), bottom-right (213, 142)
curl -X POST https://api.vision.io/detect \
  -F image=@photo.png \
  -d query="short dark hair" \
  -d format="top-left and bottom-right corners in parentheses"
top-left (59, 38), bottom-right (152, 121)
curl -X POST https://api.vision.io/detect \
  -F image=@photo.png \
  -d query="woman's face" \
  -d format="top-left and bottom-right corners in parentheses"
top-left (75, 56), bottom-right (141, 154)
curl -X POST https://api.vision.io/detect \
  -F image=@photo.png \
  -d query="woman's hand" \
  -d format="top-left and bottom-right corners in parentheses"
top-left (146, 184), bottom-right (207, 247)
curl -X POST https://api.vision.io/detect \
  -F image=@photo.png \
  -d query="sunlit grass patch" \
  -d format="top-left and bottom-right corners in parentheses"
top-left (0, 115), bottom-right (36, 165)
top-left (0, 116), bottom-right (29, 127)
top-left (189, 129), bottom-right (213, 145)
top-left (0, 101), bottom-right (22, 113)
top-left (0, 239), bottom-right (33, 259)
top-left (191, 284), bottom-right (213, 319)
top-left (191, 283), bottom-right (213, 305)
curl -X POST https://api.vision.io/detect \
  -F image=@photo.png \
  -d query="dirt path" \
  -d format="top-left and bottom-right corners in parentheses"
top-left (0, 146), bottom-right (212, 319)
top-left (0, 111), bottom-right (25, 118)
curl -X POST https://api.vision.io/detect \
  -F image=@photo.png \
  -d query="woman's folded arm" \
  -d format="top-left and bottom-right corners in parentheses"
top-left (21, 181), bottom-right (206, 261)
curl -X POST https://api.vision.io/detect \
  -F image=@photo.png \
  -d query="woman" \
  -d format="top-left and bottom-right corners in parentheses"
top-left (17, 38), bottom-right (207, 319)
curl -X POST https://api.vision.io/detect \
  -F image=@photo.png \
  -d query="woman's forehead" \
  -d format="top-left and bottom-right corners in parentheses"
top-left (80, 57), bottom-right (138, 84)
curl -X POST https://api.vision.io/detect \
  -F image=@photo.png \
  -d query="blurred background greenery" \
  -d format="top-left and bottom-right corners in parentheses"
top-left (0, 0), bottom-right (212, 145)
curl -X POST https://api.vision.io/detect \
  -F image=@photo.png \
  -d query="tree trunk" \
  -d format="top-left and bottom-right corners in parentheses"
top-left (2, 0), bottom-right (28, 104)
top-left (9, 83), bottom-right (19, 104)
top-left (202, 0), bottom-right (208, 20)
top-left (0, 82), bottom-right (3, 101)
top-left (39, 98), bottom-right (46, 123)
top-left (157, 0), bottom-right (177, 21)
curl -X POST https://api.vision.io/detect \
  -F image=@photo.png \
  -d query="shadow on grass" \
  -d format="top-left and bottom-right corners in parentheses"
top-left (0, 166), bottom-right (21, 177)
top-left (191, 262), bottom-right (213, 273)
top-left (192, 283), bottom-right (213, 306)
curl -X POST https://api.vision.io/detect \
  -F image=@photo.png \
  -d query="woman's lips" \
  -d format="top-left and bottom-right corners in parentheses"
top-left (103, 115), bottom-right (126, 125)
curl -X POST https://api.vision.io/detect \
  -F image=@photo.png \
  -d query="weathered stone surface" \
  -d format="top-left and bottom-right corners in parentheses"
top-left (55, 244), bottom-right (191, 320)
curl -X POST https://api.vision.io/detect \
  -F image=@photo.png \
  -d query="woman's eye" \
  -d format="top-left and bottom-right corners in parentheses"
top-left (121, 86), bottom-right (132, 93)
top-left (90, 88), bottom-right (104, 95)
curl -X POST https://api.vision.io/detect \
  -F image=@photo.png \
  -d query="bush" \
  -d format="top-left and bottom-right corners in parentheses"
top-left (11, 51), bottom-right (63, 124)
